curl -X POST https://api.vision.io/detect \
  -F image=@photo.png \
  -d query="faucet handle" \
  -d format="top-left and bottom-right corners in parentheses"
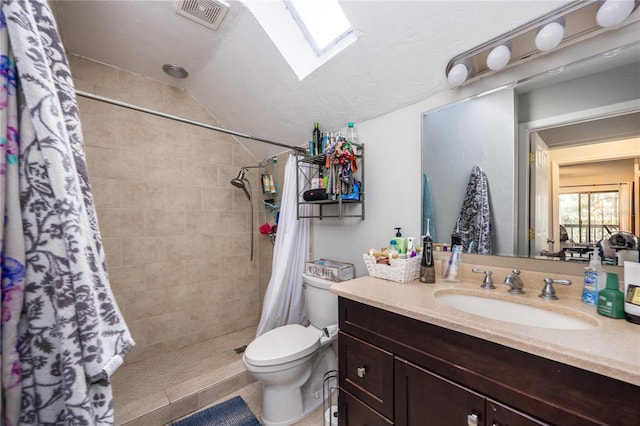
top-left (472, 268), bottom-right (495, 289)
top-left (539, 277), bottom-right (572, 300)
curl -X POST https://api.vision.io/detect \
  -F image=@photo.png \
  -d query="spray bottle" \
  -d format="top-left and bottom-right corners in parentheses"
top-left (582, 248), bottom-right (604, 306)
top-left (420, 219), bottom-right (436, 283)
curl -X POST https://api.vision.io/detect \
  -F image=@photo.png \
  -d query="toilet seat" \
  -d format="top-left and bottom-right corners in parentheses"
top-left (244, 324), bottom-right (321, 367)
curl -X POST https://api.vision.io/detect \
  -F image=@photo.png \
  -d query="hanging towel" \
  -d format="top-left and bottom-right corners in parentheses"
top-left (422, 173), bottom-right (437, 242)
top-left (2, 1), bottom-right (135, 424)
top-left (453, 166), bottom-right (492, 254)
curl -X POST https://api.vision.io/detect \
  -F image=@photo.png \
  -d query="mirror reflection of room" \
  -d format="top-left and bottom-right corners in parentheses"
top-left (535, 115), bottom-right (639, 265)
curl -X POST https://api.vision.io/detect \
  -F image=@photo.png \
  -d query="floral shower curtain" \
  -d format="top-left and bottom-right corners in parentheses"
top-left (0, 1), bottom-right (134, 425)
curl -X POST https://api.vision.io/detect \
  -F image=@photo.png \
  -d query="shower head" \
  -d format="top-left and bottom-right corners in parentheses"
top-left (230, 168), bottom-right (251, 201)
top-left (231, 168), bottom-right (247, 188)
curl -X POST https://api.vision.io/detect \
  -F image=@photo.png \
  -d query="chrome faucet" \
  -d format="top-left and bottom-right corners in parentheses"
top-left (539, 277), bottom-right (572, 300)
top-left (472, 268), bottom-right (495, 289)
top-left (503, 269), bottom-right (525, 294)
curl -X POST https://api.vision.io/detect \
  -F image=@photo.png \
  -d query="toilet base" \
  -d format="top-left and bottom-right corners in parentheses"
top-left (260, 344), bottom-right (337, 426)
top-left (261, 385), bottom-right (325, 426)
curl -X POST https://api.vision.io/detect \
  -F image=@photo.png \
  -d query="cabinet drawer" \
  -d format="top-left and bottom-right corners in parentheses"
top-left (486, 398), bottom-right (549, 426)
top-left (339, 331), bottom-right (394, 419)
top-left (339, 389), bottom-right (394, 426)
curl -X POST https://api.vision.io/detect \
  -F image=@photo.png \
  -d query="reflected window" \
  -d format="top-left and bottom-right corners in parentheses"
top-left (559, 191), bottom-right (619, 245)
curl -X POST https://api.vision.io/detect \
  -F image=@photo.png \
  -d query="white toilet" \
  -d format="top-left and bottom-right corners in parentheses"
top-left (243, 273), bottom-right (339, 426)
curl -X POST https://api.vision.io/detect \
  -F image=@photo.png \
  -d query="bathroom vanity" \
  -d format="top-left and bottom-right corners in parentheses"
top-left (331, 273), bottom-right (640, 426)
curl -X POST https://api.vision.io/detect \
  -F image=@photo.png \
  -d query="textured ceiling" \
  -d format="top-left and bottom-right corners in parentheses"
top-left (51, 0), bottom-right (623, 160)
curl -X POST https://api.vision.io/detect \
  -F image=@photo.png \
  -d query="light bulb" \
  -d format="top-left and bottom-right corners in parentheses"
top-left (486, 45), bottom-right (511, 71)
top-left (597, 0), bottom-right (635, 27)
top-left (535, 22), bottom-right (565, 52)
top-left (447, 63), bottom-right (468, 87)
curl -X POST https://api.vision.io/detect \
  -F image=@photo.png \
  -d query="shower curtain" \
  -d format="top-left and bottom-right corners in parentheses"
top-left (256, 154), bottom-right (310, 337)
top-left (0, 1), bottom-right (134, 425)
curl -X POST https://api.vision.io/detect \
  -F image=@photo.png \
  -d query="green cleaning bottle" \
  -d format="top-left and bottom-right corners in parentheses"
top-left (597, 272), bottom-right (625, 319)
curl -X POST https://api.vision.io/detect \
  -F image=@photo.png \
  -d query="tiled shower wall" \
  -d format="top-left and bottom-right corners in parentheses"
top-left (69, 55), bottom-right (275, 363)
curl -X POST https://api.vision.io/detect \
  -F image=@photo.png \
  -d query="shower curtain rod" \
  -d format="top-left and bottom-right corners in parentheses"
top-left (75, 90), bottom-right (306, 153)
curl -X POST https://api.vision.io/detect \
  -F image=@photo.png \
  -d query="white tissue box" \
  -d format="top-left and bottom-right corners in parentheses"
top-left (305, 259), bottom-right (354, 282)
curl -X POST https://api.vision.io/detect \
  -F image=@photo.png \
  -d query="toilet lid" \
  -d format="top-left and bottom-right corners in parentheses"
top-left (244, 324), bottom-right (321, 366)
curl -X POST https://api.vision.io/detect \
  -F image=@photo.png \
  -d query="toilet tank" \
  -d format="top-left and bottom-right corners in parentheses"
top-left (302, 273), bottom-right (339, 328)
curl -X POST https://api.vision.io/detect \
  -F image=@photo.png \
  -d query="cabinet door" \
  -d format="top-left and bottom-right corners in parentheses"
top-left (486, 399), bottom-right (549, 426)
top-left (339, 389), bottom-right (394, 426)
top-left (339, 331), bottom-right (394, 419)
top-left (395, 358), bottom-right (484, 426)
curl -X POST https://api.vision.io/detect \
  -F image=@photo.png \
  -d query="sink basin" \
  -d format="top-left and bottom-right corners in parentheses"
top-left (435, 292), bottom-right (598, 330)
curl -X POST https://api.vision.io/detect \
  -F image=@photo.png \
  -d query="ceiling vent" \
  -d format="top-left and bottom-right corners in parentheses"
top-left (176, 0), bottom-right (230, 31)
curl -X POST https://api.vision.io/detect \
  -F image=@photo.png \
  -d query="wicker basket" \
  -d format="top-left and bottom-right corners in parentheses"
top-left (362, 254), bottom-right (421, 283)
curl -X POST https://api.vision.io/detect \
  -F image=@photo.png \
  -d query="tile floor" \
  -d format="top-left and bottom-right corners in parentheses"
top-left (112, 325), bottom-right (329, 425)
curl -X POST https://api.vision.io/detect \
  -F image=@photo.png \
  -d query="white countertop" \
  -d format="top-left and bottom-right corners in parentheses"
top-left (330, 270), bottom-right (640, 387)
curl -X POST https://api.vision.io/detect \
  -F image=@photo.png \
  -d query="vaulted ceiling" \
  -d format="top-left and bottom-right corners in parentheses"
top-left (50, 1), bottom-right (630, 160)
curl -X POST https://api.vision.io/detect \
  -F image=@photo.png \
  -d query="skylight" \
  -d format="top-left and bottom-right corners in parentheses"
top-left (244, 0), bottom-right (357, 80)
top-left (285, 0), bottom-right (352, 54)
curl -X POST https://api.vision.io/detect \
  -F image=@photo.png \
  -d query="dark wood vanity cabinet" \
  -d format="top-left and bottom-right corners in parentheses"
top-left (338, 297), bottom-right (640, 426)
top-left (395, 357), bottom-right (546, 426)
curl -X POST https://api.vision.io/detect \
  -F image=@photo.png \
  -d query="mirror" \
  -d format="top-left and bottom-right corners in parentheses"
top-left (422, 42), bottom-right (640, 262)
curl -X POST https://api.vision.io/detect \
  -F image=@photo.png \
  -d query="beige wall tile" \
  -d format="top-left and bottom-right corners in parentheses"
top-left (102, 237), bottom-right (123, 268)
top-left (97, 208), bottom-right (145, 238)
top-left (143, 210), bottom-right (185, 236)
top-left (146, 261), bottom-right (184, 289)
top-left (184, 161), bottom-right (218, 187)
top-left (181, 258), bottom-right (220, 284)
top-left (144, 154), bottom-right (184, 184)
top-left (166, 185), bottom-right (202, 211)
top-left (109, 265), bottom-right (146, 295)
top-left (122, 236), bottom-right (168, 265)
top-left (202, 187), bottom-right (235, 212)
top-left (185, 211), bottom-right (220, 235)
top-left (91, 178), bottom-right (121, 208)
top-left (91, 148), bottom-right (145, 180)
top-left (120, 181), bottom-right (166, 210)
top-left (71, 55), bottom-right (266, 364)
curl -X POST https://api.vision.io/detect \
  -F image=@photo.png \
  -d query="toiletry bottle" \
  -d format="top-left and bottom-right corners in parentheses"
top-left (597, 272), bottom-right (625, 319)
top-left (388, 240), bottom-right (399, 260)
top-left (407, 237), bottom-right (416, 257)
top-left (312, 122), bottom-right (321, 156)
top-left (582, 249), bottom-right (602, 306)
top-left (419, 223), bottom-right (436, 283)
top-left (393, 227), bottom-right (407, 254)
top-left (347, 121), bottom-right (357, 143)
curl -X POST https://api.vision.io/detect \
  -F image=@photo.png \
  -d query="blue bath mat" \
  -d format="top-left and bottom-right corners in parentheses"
top-left (170, 396), bottom-right (261, 426)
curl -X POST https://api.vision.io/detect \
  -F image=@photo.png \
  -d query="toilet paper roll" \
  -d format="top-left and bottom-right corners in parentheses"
top-left (324, 405), bottom-right (338, 426)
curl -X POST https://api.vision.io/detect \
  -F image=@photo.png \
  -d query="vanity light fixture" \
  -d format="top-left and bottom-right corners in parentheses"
top-left (597, 0), bottom-right (636, 27)
top-left (486, 44), bottom-right (511, 71)
top-left (447, 63), bottom-right (469, 86)
top-left (535, 21), bottom-right (565, 52)
top-left (446, 0), bottom-right (640, 87)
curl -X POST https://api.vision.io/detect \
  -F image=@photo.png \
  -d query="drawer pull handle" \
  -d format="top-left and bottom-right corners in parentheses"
top-left (356, 367), bottom-right (366, 378)
top-left (467, 413), bottom-right (479, 426)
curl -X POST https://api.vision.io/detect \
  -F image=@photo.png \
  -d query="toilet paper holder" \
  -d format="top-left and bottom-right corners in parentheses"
top-left (322, 369), bottom-right (338, 426)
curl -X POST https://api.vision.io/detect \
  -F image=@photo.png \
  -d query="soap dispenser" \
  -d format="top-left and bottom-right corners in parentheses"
top-left (393, 227), bottom-right (407, 254)
top-left (597, 272), bottom-right (625, 319)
